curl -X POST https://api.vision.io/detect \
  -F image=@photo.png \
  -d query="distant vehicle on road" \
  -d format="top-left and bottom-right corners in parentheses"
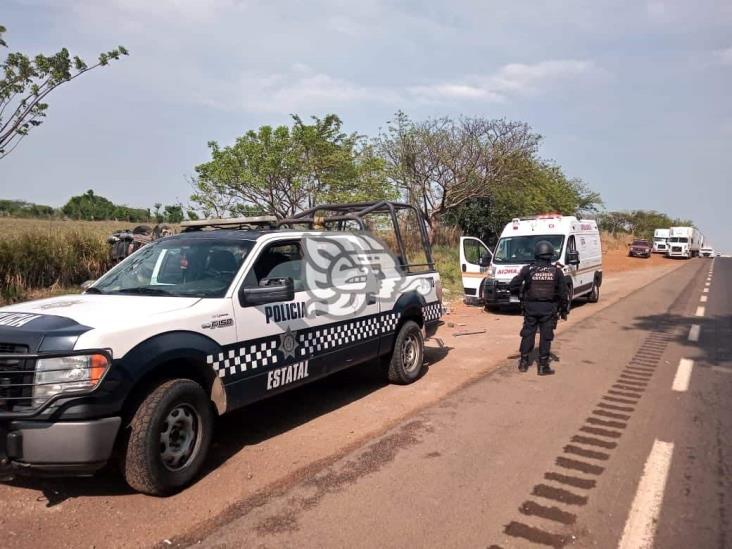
top-left (628, 239), bottom-right (652, 258)
top-left (653, 228), bottom-right (670, 253)
top-left (700, 246), bottom-right (715, 258)
top-left (460, 214), bottom-right (603, 309)
top-left (667, 226), bottom-right (703, 259)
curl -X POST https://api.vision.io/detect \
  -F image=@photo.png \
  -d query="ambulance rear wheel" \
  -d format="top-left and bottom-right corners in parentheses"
top-left (122, 379), bottom-right (213, 496)
top-left (587, 280), bottom-right (600, 303)
top-left (388, 320), bottom-right (425, 384)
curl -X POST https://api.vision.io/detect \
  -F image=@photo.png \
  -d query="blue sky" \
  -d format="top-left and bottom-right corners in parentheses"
top-left (2, 0), bottom-right (731, 249)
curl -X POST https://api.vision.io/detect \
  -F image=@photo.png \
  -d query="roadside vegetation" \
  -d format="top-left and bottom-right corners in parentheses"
top-left (0, 110), bottom-right (693, 305)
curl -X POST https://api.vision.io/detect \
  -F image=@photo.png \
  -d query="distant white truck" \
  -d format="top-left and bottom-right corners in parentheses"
top-left (652, 228), bottom-right (670, 253)
top-left (667, 226), bottom-right (703, 258)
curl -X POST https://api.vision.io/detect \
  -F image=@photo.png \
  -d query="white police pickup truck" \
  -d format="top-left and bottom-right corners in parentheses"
top-left (0, 202), bottom-right (443, 495)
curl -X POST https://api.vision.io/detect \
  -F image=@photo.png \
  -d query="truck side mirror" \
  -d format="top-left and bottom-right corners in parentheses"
top-left (566, 251), bottom-right (580, 265)
top-left (239, 277), bottom-right (295, 307)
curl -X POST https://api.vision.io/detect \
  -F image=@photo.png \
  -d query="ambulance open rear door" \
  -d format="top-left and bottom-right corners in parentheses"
top-left (459, 236), bottom-right (492, 304)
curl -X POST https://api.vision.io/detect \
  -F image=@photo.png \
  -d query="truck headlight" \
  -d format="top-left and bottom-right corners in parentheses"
top-left (33, 353), bottom-right (110, 406)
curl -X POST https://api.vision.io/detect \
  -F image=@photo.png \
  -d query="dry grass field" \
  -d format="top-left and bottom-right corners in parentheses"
top-left (0, 217), bottom-right (133, 304)
top-left (0, 217), bottom-right (665, 306)
top-left (0, 217), bottom-right (135, 240)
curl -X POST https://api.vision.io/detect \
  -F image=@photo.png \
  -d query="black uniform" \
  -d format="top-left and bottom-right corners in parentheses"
top-left (509, 255), bottom-right (568, 374)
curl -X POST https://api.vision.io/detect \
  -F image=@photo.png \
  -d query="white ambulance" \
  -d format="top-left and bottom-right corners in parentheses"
top-left (460, 214), bottom-right (603, 308)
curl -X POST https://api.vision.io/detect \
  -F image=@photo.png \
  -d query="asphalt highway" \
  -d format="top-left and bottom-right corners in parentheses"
top-left (194, 258), bottom-right (731, 548)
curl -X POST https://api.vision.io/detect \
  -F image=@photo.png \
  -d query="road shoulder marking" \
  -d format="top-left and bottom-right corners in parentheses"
top-left (695, 306), bottom-right (705, 317)
top-left (617, 439), bottom-right (674, 549)
top-left (688, 325), bottom-right (700, 343)
top-left (672, 358), bottom-right (694, 392)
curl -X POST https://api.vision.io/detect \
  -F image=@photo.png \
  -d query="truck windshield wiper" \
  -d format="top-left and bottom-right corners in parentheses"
top-left (113, 287), bottom-right (176, 296)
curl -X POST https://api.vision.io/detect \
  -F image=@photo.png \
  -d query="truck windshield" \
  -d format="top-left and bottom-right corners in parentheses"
top-left (493, 235), bottom-right (564, 264)
top-left (653, 237), bottom-right (667, 242)
top-left (669, 237), bottom-right (689, 243)
top-left (91, 238), bottom-right (253, 297)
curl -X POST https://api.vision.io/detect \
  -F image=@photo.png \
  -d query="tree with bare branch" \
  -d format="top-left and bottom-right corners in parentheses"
top-left (375, 112), bottom-right (542, 233)
top-left (0, 25), bottom-right (128, 159)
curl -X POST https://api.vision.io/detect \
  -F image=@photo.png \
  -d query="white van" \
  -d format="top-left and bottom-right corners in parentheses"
top-left (460, 215), bottom-right (603, 308)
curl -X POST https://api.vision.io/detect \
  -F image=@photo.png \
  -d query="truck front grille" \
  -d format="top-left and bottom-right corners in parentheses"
top-left (671, 246), bottom-right (682, 253)
top-left (0, 344), bottom-right (35, 412)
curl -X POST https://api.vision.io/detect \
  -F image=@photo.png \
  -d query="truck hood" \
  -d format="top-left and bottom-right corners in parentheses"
top-left (0, 294), bottom-right (201, 333)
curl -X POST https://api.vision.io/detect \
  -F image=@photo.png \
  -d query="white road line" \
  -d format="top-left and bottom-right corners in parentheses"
top-left (705, 282), bottom-right (711, 288)
top-left (672, 358), bottom-right (694, 392)
top-left (618, 440), bottom-right (675, 549)
top-left (688, 325), bottom-right (701, 342)
top-left (695, 306), bottom-right (706, 317)
top-left (703, 288), bottom-right (709, 293)
top-left (700, 295), bottom-right (708, 303)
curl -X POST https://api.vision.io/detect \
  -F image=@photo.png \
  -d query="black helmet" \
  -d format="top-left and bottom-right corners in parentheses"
top-left (534, 240), bottom-right (554, 259)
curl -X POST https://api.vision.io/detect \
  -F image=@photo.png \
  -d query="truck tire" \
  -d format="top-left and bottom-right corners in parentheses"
top-left (587, 279), bottom-right (600, 303)
top-left (387, 320), bottom-right (425, 385)
top-left (122, 379), bottom-right (213, 496)
top-left (565, 282), bottom-right (574, 313)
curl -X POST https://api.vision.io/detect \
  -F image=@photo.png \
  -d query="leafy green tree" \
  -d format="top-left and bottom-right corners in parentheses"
top-left (0, 199), bottom-right (56, 217)
top-left (597, 210), bottom-right (694, 240)
top-left (0, 25), bottom-right (128, 159)
top-left (163, 204), bottom-right (184, 224)
top-left (191, 114), bottom-right (394, 218)
top-left (62, 190), bottom-right (116, 220)
top-left (186, 209), bottom-right (200, 221)
top-left (153, 202), bottom-right (163, 223)
top-left (375, 112), bottom-right (542, 233)
top-left (444, 160), bottom-right (602, 244)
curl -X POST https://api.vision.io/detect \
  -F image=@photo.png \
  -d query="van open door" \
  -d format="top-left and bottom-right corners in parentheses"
top-left (459, 236), bottom-right (492, 303)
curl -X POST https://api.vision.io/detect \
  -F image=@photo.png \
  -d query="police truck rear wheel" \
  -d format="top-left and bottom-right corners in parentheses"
top-left (388, 320), bottom-right (425, 384)
top-left (123, 379), bottom-right (213, 496)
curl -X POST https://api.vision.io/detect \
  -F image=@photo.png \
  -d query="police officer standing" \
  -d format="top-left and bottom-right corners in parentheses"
top-left (509, 240), bottom-right (569, 375)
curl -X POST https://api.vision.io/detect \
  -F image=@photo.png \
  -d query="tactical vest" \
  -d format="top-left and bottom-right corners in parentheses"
top-left (525, 264), bottom-right (557, 302)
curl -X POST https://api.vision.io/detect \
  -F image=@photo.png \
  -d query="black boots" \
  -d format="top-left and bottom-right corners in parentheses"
top-left (538, 356), bottom-right (555, 376)
top-left (518, 356), bottom-right (530, 372)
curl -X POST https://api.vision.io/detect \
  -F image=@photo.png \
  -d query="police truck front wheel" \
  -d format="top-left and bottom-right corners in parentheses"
top-left (122, 379), bottom-right (213, 496)
top-left (388, 320), bottom-right (425, 384)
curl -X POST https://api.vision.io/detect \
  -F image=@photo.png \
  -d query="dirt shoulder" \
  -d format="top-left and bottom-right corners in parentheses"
top-left (0, 256), bottom-right (692, 549)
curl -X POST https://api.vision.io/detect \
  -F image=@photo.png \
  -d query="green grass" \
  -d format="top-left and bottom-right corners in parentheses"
top-left (432, 245), bottom-right (461, 302)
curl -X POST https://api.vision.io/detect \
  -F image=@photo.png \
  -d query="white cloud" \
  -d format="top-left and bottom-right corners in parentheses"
top-left (407, 60), bottom-right (601, 104)
top-left (185, 59), bottom-right (602, 113)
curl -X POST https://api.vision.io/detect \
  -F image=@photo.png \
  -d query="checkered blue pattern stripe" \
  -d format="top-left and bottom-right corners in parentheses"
top-left (298, 312), bottom-right (399, 358)
top-left (207, 339), bottom-right (279, 378)
top-left (206, 303), bottom-right (441, 379)
top-left (422, 302), bottom-right (442, 322)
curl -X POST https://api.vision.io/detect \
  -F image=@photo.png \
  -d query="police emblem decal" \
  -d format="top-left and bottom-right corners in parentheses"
top-left (278, 326), bottom-right (298, 359)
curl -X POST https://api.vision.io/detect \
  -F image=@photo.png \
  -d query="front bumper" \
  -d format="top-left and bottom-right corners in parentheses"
top-left (629, 249), bottom-right (651, 257)
top-left (1, 416), bottom-right (120, 477)
top-left (482, 279), bottom-right (519, 305)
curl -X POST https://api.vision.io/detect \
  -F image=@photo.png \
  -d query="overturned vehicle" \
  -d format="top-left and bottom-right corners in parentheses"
top-left (107, 224), bottom-right (174, 263)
